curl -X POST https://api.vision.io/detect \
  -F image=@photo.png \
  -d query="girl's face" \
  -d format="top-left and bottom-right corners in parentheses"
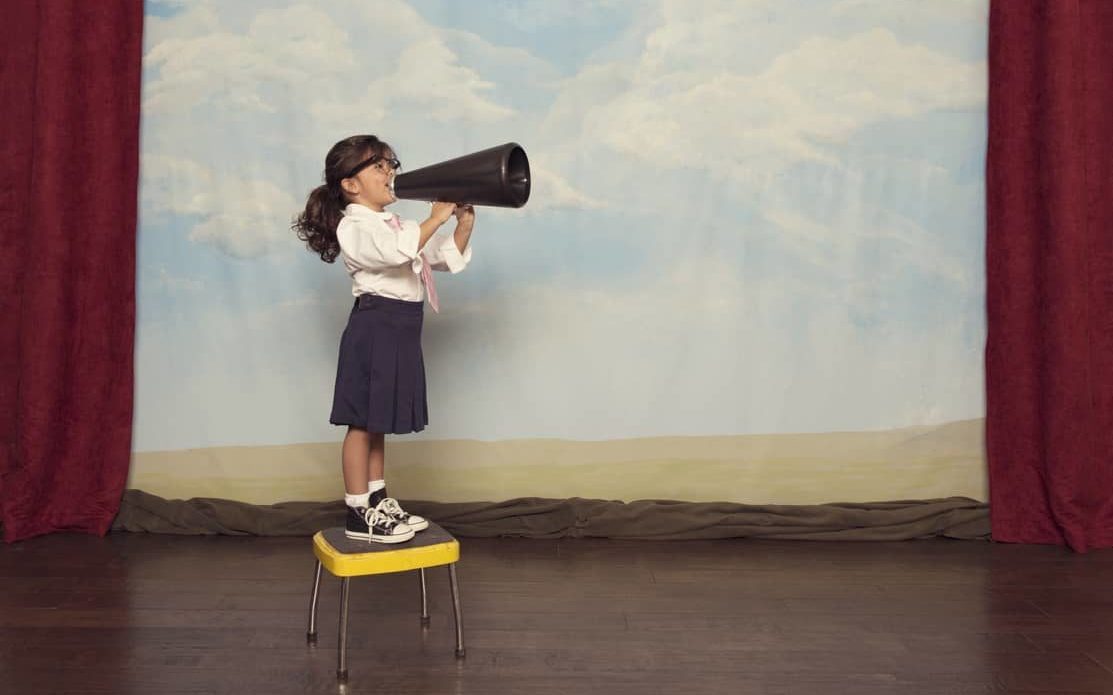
top-left (342, 150), bottom-right (400, 212)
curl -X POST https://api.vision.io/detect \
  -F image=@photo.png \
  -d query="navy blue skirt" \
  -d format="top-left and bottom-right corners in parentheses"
top-left (330, 294), bottom-right (428, 434)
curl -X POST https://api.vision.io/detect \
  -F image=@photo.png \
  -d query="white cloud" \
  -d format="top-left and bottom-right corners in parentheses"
top-left (144, 33), bottom-right (270, 115)
top-left (442, 29), bottom-right (563, 84)
top-left (187, 176), bottom-right (301, 259)
top-left (520, 4), bottom-right (988, 298)
top-left (573, 26), bottom-right (984, 180)
top-left (143, 6), bottom-right (358, 116)
top-left (143, 2), bottom-right (515, 122)
top-left (517, 163), bottom-right (606, 212)
top-left (766, 29), bottom-right (984, 126)
top-left (388, 39), bottom-right (516, 123)
top-left (142, 154), bottom-right (300, 259)
top-left (763, 201), bottom-right (973, 292)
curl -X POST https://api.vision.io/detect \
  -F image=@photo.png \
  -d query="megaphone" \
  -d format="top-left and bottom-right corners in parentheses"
top-left (393, 142), bottom-right (531, 208)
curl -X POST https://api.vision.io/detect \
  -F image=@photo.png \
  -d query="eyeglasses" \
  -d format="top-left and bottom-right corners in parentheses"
top-left (344, 155), bottom-right (401, 179)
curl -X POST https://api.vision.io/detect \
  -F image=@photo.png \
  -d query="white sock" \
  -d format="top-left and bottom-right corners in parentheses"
top-left (368, 479), bottom-right (386, 494)
top-left (345, 491), bottom-right (371, 509)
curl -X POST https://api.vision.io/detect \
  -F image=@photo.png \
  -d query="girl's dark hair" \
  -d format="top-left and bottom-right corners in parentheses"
top-left (293, 134), bottom-right (394, 263)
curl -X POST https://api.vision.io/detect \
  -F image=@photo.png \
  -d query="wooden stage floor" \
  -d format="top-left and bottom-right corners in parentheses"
top-left (2, 532), bottom-right (1112, 694)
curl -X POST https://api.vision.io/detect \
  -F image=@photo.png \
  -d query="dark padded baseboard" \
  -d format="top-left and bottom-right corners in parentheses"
top-left (111, 489), bottom-right (991, 541)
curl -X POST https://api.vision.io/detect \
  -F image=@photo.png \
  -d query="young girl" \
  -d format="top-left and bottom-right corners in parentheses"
top-left (293, 135), bottom-right (475, 543)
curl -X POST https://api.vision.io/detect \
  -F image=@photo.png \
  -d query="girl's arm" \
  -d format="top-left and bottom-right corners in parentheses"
top-left (422, 205), bottom-right (476, 273)
top-left (452, 205), bottom-right (475, 254)
top-left (419, 202), bottom-right (458, 251)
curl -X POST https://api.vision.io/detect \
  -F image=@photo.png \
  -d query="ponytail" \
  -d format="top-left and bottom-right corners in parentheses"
top-left (293, 183), bottom-right (344, 263)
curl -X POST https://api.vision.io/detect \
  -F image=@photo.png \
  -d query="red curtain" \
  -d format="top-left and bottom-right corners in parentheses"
top-left (0, 2), bottom-right (143, 542)
top-left (986, 0), bottom-right (1113, 552)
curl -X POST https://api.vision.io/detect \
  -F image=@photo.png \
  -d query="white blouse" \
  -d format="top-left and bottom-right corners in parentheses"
top-left (336, 203), bottom-right (472, 300)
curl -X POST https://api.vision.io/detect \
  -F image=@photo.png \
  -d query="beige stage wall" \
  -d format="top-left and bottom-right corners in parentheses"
top-left (127, 418), bottom-right (986, 506)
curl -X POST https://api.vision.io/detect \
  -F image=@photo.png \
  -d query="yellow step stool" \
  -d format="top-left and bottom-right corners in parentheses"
top-left (306, 522), bottom-right (465, 682)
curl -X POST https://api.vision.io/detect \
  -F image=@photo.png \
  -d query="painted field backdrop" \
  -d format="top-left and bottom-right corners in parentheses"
top-left (133, 0), bottom-right (988, 505)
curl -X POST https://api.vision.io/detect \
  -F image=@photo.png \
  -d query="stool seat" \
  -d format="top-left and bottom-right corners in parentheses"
top-left (313, 523), bottom-right (459, 577)
top-left (307, 521), bottom-right (465, 683)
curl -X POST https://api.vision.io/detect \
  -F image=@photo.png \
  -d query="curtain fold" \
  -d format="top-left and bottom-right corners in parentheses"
top-left (1, 1), bottom-right (144, 542)
top-left (986, 0), bottom-right (1113, 552)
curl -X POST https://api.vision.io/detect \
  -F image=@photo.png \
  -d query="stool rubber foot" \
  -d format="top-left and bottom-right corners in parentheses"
top-left (421, 616), bottom-right (431, 627)
top-left (455, 648), bottom-right (466, 659)
top-left (306, 632), bottom-right (317, 645)
top-left (337, 669), bottom-right (348, 682)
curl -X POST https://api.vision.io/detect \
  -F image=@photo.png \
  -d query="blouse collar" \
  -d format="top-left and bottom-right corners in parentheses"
top-left (344, 203), bottom-right (393, 221)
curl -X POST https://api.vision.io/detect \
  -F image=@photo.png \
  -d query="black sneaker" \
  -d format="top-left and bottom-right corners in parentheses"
top-left (370, 490), bottom-right (430, 532)
top-left (345, 505), bottom-right (415, 543)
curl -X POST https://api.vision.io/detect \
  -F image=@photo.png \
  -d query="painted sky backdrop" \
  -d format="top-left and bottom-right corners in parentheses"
top-left (135, 0), bottom-right (988, 451)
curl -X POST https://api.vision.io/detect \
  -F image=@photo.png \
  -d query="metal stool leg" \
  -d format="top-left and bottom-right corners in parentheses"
top-left (337, 578), bottom-right (351, 682)
top-left (307, 560), bottom-right (323, 644)
top-left (419, 568), bottom-right (430, 626)
top-left (448, 563), bottom-right (465, 658)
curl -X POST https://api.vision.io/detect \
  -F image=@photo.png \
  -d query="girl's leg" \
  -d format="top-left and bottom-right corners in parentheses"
top-left (342, 428), bottom-right (412, 542)
top-left (342, 427), bottom-right (371, 495)
top-left (368, 432), bottom-right (385, 486)
top-left (367, 433), bottom-right (428, 531)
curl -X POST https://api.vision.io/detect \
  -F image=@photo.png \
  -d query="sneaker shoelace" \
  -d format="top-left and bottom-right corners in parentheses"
top-left (362, 507), bottom-right (401, 534)
top-left (377, 497), bottom-right (409, 520)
